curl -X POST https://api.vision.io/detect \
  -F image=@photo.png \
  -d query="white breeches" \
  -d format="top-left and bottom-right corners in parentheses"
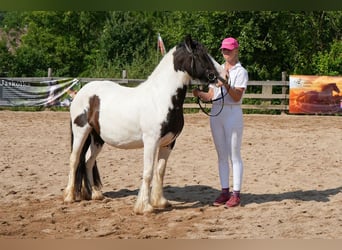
top-left (210, 104), bottom-right (244, 191)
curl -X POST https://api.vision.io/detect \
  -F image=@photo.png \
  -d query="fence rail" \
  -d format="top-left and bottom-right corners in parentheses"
top-left (187, 80), bottom-right (289, 111)
top-left (2, 77), bottom-right (289, 111)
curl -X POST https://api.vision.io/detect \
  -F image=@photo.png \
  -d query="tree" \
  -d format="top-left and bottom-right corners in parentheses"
top-left (312, 40), bottom-right (342, 76)
top-left (0, 39), bottom-right (13, 76)
top-left (85, 11), bottom-right (167, 78)
top-left (1, 11), bottom-right (341, 79)
top-left (9, 11), bottom-right (107, 77)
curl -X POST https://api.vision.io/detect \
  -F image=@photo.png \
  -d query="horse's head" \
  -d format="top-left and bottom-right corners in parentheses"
top-left (331, 83), bottom-right (340, 93)
top-left (173, 35), bottom-right (221, 84)
top-left (321, 83), bottom-right (340, 94)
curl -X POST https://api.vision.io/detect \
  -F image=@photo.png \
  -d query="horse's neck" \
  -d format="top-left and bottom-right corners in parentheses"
top-left (320, 86), bottom-right (333, 96)
top-left (146, 72), bottom-right (187, 98)
top-left (141, 51), bottom-right (188, 97)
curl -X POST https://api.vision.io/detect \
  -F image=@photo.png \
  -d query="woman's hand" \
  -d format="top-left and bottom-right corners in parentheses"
top-left (215, 79), bottom-right (225, 88)
top-left (192, 88), bottom-right (200, 97)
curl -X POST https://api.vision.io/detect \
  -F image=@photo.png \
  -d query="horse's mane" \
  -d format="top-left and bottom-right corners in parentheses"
top-left (138, 47), bottom-right (176, 86)
top-left (140, 36), bottom-right (218, 87)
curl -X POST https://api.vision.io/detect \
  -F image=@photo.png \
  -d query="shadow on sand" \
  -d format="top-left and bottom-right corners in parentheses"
top-left (104, 185), bottom-right (342, 209)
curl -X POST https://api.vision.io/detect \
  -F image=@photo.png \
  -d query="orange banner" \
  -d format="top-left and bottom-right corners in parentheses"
top-left (289, 75), bottom-right (342, 114)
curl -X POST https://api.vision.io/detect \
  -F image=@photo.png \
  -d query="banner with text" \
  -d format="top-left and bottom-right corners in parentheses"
top-left (0, 78), bottom-right (81, 107)
top-left (289, 75), bottom-right (342, 114)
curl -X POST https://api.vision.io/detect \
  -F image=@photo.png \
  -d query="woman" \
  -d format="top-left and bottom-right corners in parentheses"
top-left (193, 37), bottom-right (248, 208)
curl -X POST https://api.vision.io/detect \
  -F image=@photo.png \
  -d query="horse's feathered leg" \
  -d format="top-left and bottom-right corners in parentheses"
top-left (150, 145), bottom-right (172, 209)
top-left (84, 130), bottom-right (104, 200)
top-left (64, 123), bottom-right (92, 202)
top-left (134, 136), bottom-right (158, 214)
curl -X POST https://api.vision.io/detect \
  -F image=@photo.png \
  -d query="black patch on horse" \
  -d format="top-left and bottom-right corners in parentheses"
top-left (74, 111), bottom-right (87, 127)
top-left (91, 128), bottom-right (104, 147)
top-left (160, 86), bottom-right (187, 149)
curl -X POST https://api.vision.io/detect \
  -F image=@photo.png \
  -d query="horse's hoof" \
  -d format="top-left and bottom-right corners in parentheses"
top-left (151, 198), bottom-right (171, 209)
top-left (163, 200), bottom-right (172, 208)
top-left (75, 191), bottom-right (83, 201)
top-left (92, 190), bottom-right (104, 200)
top-left (63, 191), bottom-right (75, 203)
top-left (64, 198), bottom-right (74, 203)
top-left (63, 193), bottom-right (75, 203)
top-left (133, 203), bottom-right (154, 215)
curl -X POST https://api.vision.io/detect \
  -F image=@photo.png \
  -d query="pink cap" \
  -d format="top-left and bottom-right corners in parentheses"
top-left (220, 37), bottom-right (239, 50)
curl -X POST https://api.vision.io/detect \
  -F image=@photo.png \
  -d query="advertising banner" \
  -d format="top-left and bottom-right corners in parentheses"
top-left (289, 75), bottom-right (342, 114)
top-left (0, 78), bottom-right (81, 107)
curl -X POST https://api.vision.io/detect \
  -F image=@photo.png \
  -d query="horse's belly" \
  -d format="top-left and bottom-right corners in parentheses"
top-left (107, 140), bottom-right (144, 149)
top-left (101, 132), bottom-right (144, 149)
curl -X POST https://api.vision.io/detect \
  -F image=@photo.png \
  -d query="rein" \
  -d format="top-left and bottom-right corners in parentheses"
top-left (197, 86), bottom-right (227, 117)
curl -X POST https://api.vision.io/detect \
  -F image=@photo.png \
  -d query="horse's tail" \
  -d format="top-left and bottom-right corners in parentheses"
top-left (70, 120), bottom-right (73, 151)
top-left (74, 133), bottom-right (92, 200)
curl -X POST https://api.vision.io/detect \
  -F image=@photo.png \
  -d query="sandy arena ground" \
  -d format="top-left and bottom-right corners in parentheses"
top-left (0, 111), bottom-right (341, 239)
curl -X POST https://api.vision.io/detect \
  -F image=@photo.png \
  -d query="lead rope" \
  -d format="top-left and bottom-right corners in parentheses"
top-left (197, 86), bottom-right (225, 117)
top-left (197, 75), bottom-right (229, 117)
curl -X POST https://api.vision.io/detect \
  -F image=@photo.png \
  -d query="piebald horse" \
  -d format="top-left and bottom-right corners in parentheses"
top-left (63, 35), bottom-right (222, 214)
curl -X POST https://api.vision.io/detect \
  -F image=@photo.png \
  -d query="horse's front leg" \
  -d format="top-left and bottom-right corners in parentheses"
top-left (150, 145), bottom-right (172, 209)
top-left (134, 138), bottom-right (158, 214)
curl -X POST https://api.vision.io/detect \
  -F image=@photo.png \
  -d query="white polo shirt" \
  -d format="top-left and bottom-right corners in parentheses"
top-left (210, 62), bottom-right (248, 105)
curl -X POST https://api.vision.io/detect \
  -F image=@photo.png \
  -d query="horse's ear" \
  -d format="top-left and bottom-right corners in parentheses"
top-left (184, 34), bottom-right (193, 53)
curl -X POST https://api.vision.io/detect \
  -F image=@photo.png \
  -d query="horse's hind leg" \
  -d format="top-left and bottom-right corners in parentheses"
top-left (64, 124), bottom-right (92, 202)
top-left (150, 145), bottom-right (172, 209)
top-left (84, 130), bottom-right (104, 200)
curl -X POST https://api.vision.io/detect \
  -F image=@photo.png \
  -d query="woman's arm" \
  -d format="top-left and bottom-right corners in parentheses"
top-left (221, 83), bottom-right (245, 102)
top-left (192, 87), bottom-right (214, 102)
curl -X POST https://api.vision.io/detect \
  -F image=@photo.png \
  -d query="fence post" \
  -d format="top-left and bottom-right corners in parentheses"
top-left (281, 71), bottom-right (287, 114)
top-left (262, 81), bottom-right (272, 106)
top-left (48, 68), bottom-right (52, 78)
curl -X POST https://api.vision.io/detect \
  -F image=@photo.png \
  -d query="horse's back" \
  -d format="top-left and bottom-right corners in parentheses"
top-left (77, 80), bottom-right (126, 96)
top-left (70, 80), bottom-right (147, 148)
top-left (71, 80), bottom-right (135, 113)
